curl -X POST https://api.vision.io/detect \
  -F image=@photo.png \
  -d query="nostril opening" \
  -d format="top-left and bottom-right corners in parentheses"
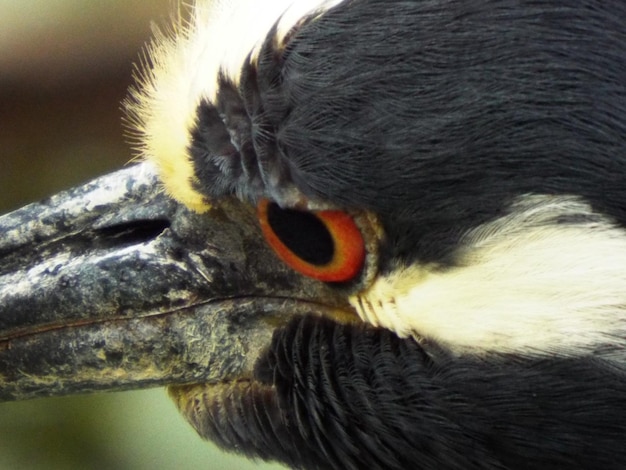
top-left (94, 219), bottom-right (171, 247)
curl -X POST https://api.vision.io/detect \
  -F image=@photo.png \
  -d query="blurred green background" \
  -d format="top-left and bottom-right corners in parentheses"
top-left (0, 1), bottom-right (285, 469)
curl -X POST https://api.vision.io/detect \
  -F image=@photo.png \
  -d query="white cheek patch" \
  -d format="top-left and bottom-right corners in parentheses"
top-left (352, 195), bottom-right (626, 358)
top-left (126, 0), bottom-right (346, 212)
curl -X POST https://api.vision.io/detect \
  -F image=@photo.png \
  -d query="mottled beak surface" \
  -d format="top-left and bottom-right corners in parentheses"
top-left (0, 163), bottom-right (349, 401)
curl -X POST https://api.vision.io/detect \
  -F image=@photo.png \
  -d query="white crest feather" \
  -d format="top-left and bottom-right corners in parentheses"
top-left (353, 195), bottom-right (626, 359)
top-left (126, 0), bottom-right (346, 212)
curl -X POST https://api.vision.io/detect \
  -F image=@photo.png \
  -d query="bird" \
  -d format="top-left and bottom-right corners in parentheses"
top-left (1, 0), bottom-right (626, 469)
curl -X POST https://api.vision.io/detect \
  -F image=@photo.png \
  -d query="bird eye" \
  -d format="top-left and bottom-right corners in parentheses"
top-left (257, 199), bottom-right (366, 282)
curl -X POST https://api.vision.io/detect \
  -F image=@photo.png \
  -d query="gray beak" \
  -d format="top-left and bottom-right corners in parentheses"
top-left (0, 163), bottom-right (349, 401)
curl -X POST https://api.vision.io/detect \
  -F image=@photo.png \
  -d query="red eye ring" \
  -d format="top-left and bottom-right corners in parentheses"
top-left (258, 199), bottom-right (365, 282)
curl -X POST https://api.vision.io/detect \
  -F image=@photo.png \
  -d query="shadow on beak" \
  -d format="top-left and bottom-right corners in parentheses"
top-left (0, 163), bottom-right (350, 401)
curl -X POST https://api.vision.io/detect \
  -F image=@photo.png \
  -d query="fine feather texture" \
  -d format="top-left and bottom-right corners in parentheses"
top-left (353, 195), bottom-right (626, 357)
top-left (179, 0), bottom-right (626, 357)
top-left (133, 1), bottom-right (626, 467)
top-left (178, 0), bottom-right (626, 268)
top-left (172, 315), bottom-right (626, 470)
top-left (125, 0), bottom-right (344, 211)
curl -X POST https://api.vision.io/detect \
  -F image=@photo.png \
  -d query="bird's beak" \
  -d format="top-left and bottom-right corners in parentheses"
top-left (0, 162), bottom-right (351, 402)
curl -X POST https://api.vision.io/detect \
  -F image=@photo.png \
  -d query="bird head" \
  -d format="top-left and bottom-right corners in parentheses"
top-left (1, 1), bottom-right (626, 469)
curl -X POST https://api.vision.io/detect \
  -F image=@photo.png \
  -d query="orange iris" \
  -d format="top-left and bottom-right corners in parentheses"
top-left (257, 199), bottom-right (365, 283)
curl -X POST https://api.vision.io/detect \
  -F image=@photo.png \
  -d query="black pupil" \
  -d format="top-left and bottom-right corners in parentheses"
top-left (266, 202), bottom-right (334, 266)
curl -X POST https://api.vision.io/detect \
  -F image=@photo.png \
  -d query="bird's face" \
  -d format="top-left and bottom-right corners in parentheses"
top-left (131, 0), bottom-right (626, 356)
top-left (2, 1), bottom-right (626, 469)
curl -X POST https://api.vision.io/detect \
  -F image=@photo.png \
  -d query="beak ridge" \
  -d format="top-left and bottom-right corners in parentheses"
top-left (0, 163), bottom-right (349, 401)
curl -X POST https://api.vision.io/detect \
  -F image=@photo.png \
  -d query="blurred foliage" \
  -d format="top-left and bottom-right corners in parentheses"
top-left (0, 391), bottom-right (285, 470)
